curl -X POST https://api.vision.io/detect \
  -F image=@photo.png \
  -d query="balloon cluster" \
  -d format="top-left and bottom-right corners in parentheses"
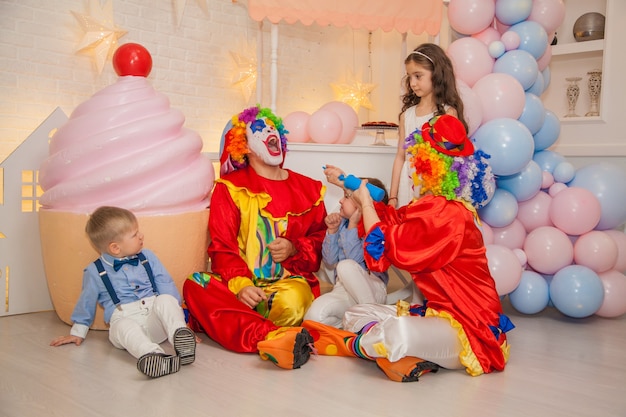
top-left (447, 0), bottom-right (626, 319)
top-left (283, 101), bottom-right (359, 144)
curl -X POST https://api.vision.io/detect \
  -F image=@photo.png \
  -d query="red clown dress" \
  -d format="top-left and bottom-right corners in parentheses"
top-left (361, 195), bottom-right (512, 376)
top-left (183, 166), bottom-right (327, 353)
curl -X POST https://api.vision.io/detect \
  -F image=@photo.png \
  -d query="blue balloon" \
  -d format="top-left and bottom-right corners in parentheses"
top-left (518, 93), bottom-right (545, 135)
top-left (509, 270), bottom-right (550, 314)
top-left (550, 265), bottom-right (604, 318)
top-left (495, 0), bottom-right (533, 26)
top-left (542, 66), bottom-right (551, 90)
top-left (493, 49), bottom-right (539, 90)
top-left (569, 162), bottom-right (626, 230)
top-left (533, 149), bottom-right (566, 174)
top-left (473, 118), bottom-right (535, 176)
top-left (509, 21), bottom-right (548, 59)
top-left (533, 110), bottom-right (560, 151)
top-left (553, 162), bottom-right (575, 183)
top-left (526, 70), bottom-right (545, 96)
top-left (478, 188), bottom-right (519, 228)
top-left (497, 160), bottom-right (542, 202)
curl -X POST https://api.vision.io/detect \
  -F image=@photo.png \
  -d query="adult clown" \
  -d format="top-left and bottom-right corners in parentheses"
top-left (303, 115), bottom-right (514, 381)
top-left (183, 105), bottom-right (327, 364)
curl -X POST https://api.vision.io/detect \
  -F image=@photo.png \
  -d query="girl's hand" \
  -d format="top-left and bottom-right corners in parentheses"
top-left (351, 179), bottom-right (374, 208)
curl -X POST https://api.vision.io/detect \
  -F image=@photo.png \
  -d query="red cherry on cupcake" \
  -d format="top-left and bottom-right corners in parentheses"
top-left (113, 43), bottom-right (153, 77)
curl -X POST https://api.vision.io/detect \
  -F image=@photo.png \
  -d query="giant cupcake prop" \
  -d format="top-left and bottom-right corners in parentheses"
top-left (39, 43), bottom-right (214, 329)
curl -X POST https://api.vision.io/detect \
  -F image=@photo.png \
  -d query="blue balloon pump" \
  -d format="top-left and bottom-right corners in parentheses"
top-left (339, 174), bottom-right (385, 202)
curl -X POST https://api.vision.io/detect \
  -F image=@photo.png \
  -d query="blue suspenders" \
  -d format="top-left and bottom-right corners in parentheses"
top-left (94, 252), bottom-right (158, 306)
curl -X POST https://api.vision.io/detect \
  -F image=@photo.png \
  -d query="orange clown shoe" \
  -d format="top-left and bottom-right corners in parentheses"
top-left (302, 320), bottom-right (366, 358)
top-left (257, 327), bottom-right (314, 369)
top-left (375, 356), bottom-right (440, 382)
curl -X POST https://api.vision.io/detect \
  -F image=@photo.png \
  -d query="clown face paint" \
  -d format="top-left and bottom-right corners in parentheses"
top-left (246, 118), bottom-right (283, 166)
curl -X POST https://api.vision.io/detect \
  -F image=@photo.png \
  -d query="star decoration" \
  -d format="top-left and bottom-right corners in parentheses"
top-left (173, 0), bottom-right (209, 27)
top-left (229, 48), bottom-right (257, 103)
top-left (71, 0), bottom-right (127, 74)
top-left (330, 73), bottom-right (377, 113)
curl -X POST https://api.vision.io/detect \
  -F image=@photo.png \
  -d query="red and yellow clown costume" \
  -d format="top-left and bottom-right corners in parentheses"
top-left (183, 106), bottom-right (327, 353)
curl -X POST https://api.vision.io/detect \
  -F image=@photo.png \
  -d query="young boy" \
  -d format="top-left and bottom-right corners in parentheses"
top-left (50, 206), bottom-right (196, 378)
top-left (303, 178), bottom-right (390, 328)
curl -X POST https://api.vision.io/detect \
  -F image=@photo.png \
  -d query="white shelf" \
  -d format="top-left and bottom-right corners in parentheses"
top-left (551, 39), bottom-right (604, 56)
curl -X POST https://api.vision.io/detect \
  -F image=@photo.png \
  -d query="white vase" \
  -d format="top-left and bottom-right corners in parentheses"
top-left (564, 77), bottom-right (582, 118)
top-left (585, 70), bottom-right (602, 117)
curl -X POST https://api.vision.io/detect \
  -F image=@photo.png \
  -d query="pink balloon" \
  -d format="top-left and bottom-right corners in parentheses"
top-left (548, 182), bottom-right (567, 197)
top-left (307, 109), bottom-right (341, 144)
top-left (472, 73), bottom-right (525, 123)
top-left (595, 269), bottom-right (626, 318)
top-left (536, 44), bottom-right (553, 71)
top-left (320, 101), bottom-right (358, 144)
top-left (447, 37), bottom-right (494, 87)
top-left (604, 230), bottom-right (626, 272)
top-left (284, 111), bottom-right (311, 143)
top-left (574, 231), bottom-right (618, 273)
top-left (485, 244), bottom-right (523, 295)
top-left (523, 226), bottom-right (573, 274)
top-left (528, 0), bottom-right (566, 35)
top-left (513, 248), bottom-right (527, 266)
top-left (541, 171), bottom-right (554, 189)
top-left (456, 79), bottom-right (483, 136)
top-left (517, 190), bottom-right (553, 232)
top-left (448, 0), bottom-right (496, 35)
top-left (549, 187), bottom-right (601, 236)
top-left (495, 18), bottom-right (511, 34)
top-left (472, 27), bottom-right (501, 46)
top-left (500, 31), bottom-right (520, 51)
top-left (480, 221), bottom-right (494, 245)
top-left (491, 218), bottom-right (527, 249)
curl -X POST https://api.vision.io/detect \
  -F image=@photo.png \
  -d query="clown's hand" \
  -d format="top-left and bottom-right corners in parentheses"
top-left (323, 165), bottom-right (346, 188)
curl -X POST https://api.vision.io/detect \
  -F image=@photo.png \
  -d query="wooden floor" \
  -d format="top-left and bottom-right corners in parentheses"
top-left (1, 299), bottom-right (625, 417)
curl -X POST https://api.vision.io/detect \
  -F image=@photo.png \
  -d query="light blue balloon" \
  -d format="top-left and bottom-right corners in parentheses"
top-left (478, 188), bottom-right (519, 228)
top-left (518, 93), bottom-right (545, 135)
top-left (553, 162), bottom-right (575, 183)
top-left (493, 49), bottom-right (539, 90)
top-left (497, 160), bottom-right (542, 202)
top-left (473, 118), bottom-right (535, 176)
top-left (550, 265), bottom-right (604, 318)
top-left (509, 270), bottom-right (550, 314)
top-left (495, 0), bottom-right (533, 26)
top-left (526, 70), bottom-right (545, 96)
top-left (533, 110), bottom-right (560, 151)
top-left (509, 21), bottom-right (548, 59)
top-left (569, 162), bottom-right (626, 230)
top-left (533, 149), bottom-right (566, 174)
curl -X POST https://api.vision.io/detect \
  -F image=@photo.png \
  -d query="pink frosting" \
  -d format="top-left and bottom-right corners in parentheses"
top-left (39, 76), bottom-right (214, 215)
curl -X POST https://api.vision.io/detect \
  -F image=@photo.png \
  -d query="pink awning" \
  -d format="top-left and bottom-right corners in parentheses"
top-left (247, 0), bottom-right (444, 35)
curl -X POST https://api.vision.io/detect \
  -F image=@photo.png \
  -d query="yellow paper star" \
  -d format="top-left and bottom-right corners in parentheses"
top-left (330, 74), bottom-right (377, 113)
top-left (173, 0), bottom-right (209, 27)
top-left (72, 0), bottom-right (127, 74)
top-left (229, 49), bottom-right (257, 103)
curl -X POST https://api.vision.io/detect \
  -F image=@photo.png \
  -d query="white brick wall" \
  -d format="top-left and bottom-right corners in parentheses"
top-left (0, 0), bottom-right (429, 162)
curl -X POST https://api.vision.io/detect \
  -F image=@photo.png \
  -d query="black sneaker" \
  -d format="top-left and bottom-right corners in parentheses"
top-left (173, 327), bottom-right (196, 366)
top-left (137, 353), bottom-right (181, 378)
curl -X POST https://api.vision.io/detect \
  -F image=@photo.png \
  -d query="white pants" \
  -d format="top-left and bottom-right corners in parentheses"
top-left (304, 259), bottom-right (387, 328)
top-left (343, 303), bottom-right (464, 369)
top-left (108, 294), bottom-right (187, 359)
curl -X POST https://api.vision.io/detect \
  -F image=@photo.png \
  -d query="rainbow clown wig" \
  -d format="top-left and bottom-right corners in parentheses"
top-left (405, 114), bottom-right (495, 211)
top-left (220, 105), bottom-right (289, 176)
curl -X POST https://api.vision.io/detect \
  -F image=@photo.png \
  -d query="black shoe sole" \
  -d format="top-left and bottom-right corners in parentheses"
top-left (174, 327), bottom-right (196, 366)
top-left (292, 328), bottom-right (314, 369)
top-left (137, 353), bottom-right (181, 378)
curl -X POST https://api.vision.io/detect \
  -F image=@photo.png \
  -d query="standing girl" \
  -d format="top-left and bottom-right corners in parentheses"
top-left (389, 43), bottom-right (468, 208)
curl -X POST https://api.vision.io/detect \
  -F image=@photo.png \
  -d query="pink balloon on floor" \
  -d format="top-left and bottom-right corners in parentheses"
top-left (595, 269), bottom-right (626, 318)
top-left (485, 244), bottom-right (523, 295)
top-left (549, 187), bottom-right (601, 236)
top-left (574, 231), bottom-right (618, 273)
top-left (283, 111), bottom-right (310, 143)
top-left (524, 226), bottom-right (573, 274)
top-left (604, 230), bottom-right (626, 272)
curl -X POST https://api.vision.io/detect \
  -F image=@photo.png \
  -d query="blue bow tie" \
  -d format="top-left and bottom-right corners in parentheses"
top-left (113, 257), bottom-right (139, 271)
